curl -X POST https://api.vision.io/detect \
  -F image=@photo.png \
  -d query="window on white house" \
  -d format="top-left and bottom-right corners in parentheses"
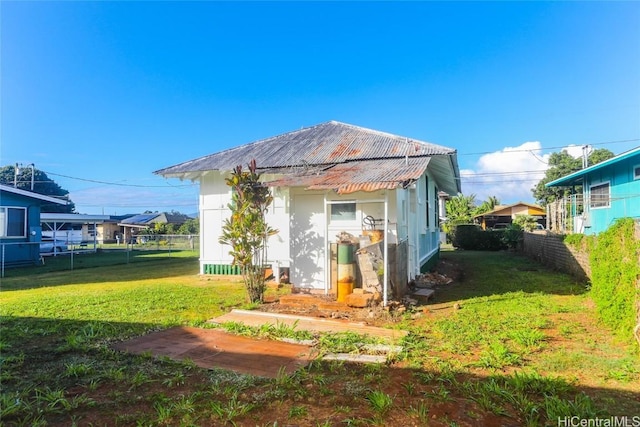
top-left (330, 203), bottom-right (356, 221)
top-left (425, 176), bottom-right (430, 228)
top-left (0, 207), bottom-right (27, 238)
top-left (434, 186), bottom-right (440, 225)
top-left (590, 183), bottom-right (610, 208)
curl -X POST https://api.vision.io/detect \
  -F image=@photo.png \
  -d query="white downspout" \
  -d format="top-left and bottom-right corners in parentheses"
top-left (383, 191), bottom-right (389, 307)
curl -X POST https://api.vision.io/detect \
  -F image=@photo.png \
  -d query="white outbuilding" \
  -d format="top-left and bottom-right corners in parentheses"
top-left (155, 121), bottom-right (460, 304)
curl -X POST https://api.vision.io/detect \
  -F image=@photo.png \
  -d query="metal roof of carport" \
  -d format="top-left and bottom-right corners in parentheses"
top-left (41, 213), bottom-right (110, 224)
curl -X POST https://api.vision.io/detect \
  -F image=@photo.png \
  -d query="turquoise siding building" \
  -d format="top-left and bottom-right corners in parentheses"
top-left (0, 184), bottom-right (68, 267)
top-left (546, 147), bottom-right (640, 235)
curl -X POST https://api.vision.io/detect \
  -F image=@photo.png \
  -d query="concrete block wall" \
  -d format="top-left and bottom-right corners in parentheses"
top-left (522, 231), bottom-right (590, 281)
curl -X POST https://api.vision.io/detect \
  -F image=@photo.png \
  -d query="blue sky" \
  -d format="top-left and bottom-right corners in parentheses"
top-left (2, 1), bottom-right (639, 215)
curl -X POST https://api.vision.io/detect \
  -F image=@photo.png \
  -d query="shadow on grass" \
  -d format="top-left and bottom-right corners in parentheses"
top-left (428, 249), bottom-right (589, 305)
top-left (1, 315), bottom-right (638, 426)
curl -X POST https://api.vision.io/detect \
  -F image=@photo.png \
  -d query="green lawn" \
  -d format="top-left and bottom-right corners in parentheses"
top-left (0, 250), bottom-right (638, 426)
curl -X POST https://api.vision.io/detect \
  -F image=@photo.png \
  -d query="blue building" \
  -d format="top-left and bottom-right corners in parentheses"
top-left (0, 184), bottom-right (68, 267)
top-left (546, 147), bottom-right (640, 235)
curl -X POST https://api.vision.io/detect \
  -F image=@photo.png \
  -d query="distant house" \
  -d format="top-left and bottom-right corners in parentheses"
top-left (474, 202), bottom-right (546, 230)
top-left (97, 215), bottom-right (134, 244)
top-left (0, 184), bottom-right (67, 267)
top-left (119, 212), bottom-right (191, 242)
top-left (155, 121), bottom-right (460, 303)
top-left (546, 146), bottom-right (640, 235)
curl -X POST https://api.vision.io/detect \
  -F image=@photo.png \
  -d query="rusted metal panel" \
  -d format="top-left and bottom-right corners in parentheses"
top-left (264, 158), bottom-right (430, 194)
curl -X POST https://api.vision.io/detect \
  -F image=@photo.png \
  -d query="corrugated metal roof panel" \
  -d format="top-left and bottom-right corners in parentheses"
top-left (264, 158), bottom-right (429, 194)
top-left (155, 121), bottom-right (455, 176)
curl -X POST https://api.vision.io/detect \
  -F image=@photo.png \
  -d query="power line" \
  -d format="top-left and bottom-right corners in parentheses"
top-left (43, 171), bottom-right (197, 188)
top-left (23, 135), bottom-right (637, 193)
top-left (462, 179), bottom-right (543, 184)
top-left (76, 202), bottom-right (198, 208)
top-left (460, 170), bottom-right (546, 177)
top-left (456, 138), bottom-right (640, 156)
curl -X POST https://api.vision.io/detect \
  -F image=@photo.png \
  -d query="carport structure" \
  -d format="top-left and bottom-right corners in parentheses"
top-left (40, 213), bottom-right (110, 253)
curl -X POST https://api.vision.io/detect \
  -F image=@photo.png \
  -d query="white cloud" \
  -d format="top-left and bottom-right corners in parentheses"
top-left (460, 141), bottom-right (550, 205)
top-left (563, 144), bottom-right (583, 158)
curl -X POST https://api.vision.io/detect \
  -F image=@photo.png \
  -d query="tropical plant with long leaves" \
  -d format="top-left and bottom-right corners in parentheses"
top-left (442, 193), bottom-right (477, 234)
top-left (219, 159), bottom-right (278, 303)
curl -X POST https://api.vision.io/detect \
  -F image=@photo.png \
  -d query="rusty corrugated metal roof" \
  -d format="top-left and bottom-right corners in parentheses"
top-left (264, 157), bottom-right (430, 194)
top-left (155, 121), bottom-right (461, 194)
top-left (155, 121), bottom-right (454, 174)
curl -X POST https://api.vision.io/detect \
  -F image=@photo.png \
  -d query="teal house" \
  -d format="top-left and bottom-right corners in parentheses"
top-left (0, 184), bottom-right (68, 267)
top-left (546, 147), bottom-right (640, 235)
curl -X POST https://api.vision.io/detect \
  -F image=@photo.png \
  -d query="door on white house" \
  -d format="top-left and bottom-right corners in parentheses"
top-left (291, 194), bottom-right (326, 290)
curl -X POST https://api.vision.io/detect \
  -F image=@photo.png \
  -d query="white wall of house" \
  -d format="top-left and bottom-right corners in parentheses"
top-left (198, 168), bottom-right (442, 289)
top-left (199, 172), bottom-right (232, 273)
top-left (199, 172), bottom-right (293, 275)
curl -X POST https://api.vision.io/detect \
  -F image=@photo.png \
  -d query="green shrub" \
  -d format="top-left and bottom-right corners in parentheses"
top-left (512, 215), bottom-right (538, 232)
top-left (589, 218), bottom-right (640, 346)
top-left (452, 225), bottom-right (481, 249)
top-left (452, 225), bottom-right (507, 251)
top-left (501, 224), bottom-right (523, 250)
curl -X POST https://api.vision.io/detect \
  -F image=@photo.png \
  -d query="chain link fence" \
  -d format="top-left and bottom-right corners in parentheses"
top-left (1, 235), bottom-right (199, 277)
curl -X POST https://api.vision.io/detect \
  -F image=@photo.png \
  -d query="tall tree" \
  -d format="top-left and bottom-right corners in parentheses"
top-left (532, 148), bottom-right (614, 206)
top-left (0, 165), bottom-right (75, 213)
top-left (219, 160), bottom-right (278, 303)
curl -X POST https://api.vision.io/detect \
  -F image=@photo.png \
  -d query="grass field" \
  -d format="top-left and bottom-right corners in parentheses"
top-left (0, 249), bottom-right (638, 426)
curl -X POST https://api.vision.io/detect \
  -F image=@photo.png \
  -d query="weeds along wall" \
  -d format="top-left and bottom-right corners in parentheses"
top-left (588, 218), bottom-right (640, 348)
top-left (523, 219), bottom-right (640, 348)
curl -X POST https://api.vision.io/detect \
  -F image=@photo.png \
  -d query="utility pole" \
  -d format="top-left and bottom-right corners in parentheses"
top-left (13, 163), bottom-right (36, 190)
top-left (582, 145), bottom-right (590, 169)
top-left (29, 164), bottom-right (35, 190)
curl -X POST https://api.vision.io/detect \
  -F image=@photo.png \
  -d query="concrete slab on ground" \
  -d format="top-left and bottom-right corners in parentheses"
top-left (209, 309), bottom-right (407, 340)
top-left (112, 326), bottom-right (312, 378)
top-left (413, 288), bottom-right (436, 300)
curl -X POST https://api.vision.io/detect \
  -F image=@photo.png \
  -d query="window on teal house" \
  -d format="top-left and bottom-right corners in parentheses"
top-left (634, 165), bottom-right (640, 180)
top-left (590, 183), bottom-right (610, 208)
top-left (0, 207), bottom-right (27, 238)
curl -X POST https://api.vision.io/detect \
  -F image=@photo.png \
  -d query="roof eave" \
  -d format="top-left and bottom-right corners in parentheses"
top-left (546, 146), bottom-right (640, 187)
top-left (0, 184), bottom-right (69, 205)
